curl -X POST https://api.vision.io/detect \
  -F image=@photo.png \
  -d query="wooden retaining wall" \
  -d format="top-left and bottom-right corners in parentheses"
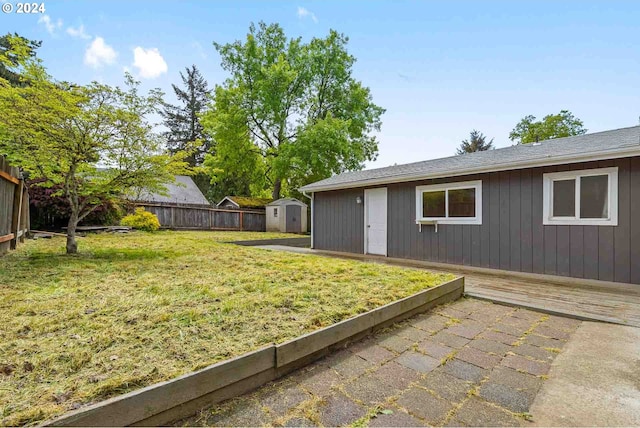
top-left (137, 203), bottom-right (266, 232)
top-left (0, 156), bottom-right (29, 255)
top-left (46, 277), bottom-right (464, 427)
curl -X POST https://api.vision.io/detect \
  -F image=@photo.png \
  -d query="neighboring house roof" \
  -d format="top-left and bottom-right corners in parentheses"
top-left (267, 197), bottom-right (308, 207)
top-left (136, 175), bottom-right (210, 206)
top-left (217, 196), bottom-right (273, 209)
top-left (300, 125), bottom-right (640, 193)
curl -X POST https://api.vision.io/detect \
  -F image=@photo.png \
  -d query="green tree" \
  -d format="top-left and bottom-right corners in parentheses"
top-left (161, 64), bottom-right (212, 165)
top-left (0, 38), bottom-right (189, 254)
top-left (509, 110), bottom-right (587, 144)
top-left (456, 130), bottom-right (494, 155)
top-left (0, 32), bottom-right (41, 86)
top-left (205, 22), bottom-right (385, 199)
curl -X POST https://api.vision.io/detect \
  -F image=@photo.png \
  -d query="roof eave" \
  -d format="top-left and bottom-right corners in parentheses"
top-left (299, 145), bottom-right (640, 193)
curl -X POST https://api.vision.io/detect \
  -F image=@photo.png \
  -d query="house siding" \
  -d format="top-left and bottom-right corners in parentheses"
top-left (313, 157), bottom-right (640, 285)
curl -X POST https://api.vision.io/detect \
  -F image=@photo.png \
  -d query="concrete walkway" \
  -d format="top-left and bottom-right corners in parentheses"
top-left (176, 298), bottom-right (580, 427)
top-left (527, 321), bottom-right (640, 426)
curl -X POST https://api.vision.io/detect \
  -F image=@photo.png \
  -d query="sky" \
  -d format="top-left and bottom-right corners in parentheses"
top-left (2, 0), bottom-right (639, 169)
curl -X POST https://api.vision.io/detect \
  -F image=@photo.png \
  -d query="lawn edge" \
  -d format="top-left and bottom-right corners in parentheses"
top-left (45, 277), bottom-right (464, 427)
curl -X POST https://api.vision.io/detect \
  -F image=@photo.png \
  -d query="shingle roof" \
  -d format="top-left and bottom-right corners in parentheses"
top-left (217, 196), bottom-right (273, 208)
top-left (137, 175), bottom-right (210, 206)
top-left (300, 126), bottom-right (640, 192)
top-left (267, 198), bottom-right (308, 207)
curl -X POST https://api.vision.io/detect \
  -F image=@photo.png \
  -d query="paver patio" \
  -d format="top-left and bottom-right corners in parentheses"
top-left (177, 297), bottom-right (580, 427)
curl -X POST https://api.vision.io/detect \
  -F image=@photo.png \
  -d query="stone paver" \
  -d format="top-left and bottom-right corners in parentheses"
top-left (394, 351), bottom-right (440, 373)
top-left (501, 354), bottom-right (550, 376)
top-left (454, 397), bottom-right (522, 427)
top-left (259, 383), bottom-right (310, 417)
top-left (446, 322), bottom-right (485, 339)
top-left (397, 387), bottom-right (453, 425)
top-left (468, 338), bottom-right (511, 356)
top-left (343, 373), bottom-right (396, 406)
top-left (371, 361), bottom-right (421, 391)
top-left (396, 325), bottom-right (432, 342)
top-left (511, 343), bottom-right (556, 361)
top-left (440, 359), bottom-right (488, 382)
top-left (416, 340), bottom-right (454, 360)
top-left (487, 366), bottom-right (543, 391)
top-left (419, 370), bottom-right (472, 402)
top-left (478, 382), bottom-right (535, 412)
top-left (480, 329), bottom-right (520, 345)
top-left (378, 334), bottom-right (414, 353)
top-left (351, 342), bottom-right (396, 365)
top-left (431, 330), bottom-right (471, 348)
top-left (295, 364), bottom-right (342, 397)
top-left (326, 352), bottom-right (373, 379)
top-left (367, 408), bottom-right (426, 427)
top-left (455, 346), bottom-right (502, 369)
top-left (412, 313), bottom-right (449, 333)
top-left (524, 333), bottom-right (565, 349)
top-left (534, 324), bottom-right (572, 340)
top-left (283, 416), bottom-right (317, 427)
top-left (178, 297), bottom-right (581, 427)
top-left (318, 393), bottom-right (366, 427)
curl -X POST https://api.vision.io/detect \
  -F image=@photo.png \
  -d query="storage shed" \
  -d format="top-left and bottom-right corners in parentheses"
top-left (266, 198), bottom-right (308, 233)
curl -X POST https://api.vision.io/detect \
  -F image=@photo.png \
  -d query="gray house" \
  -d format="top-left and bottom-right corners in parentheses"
top-left (300, 125), bottom-right (640, 285)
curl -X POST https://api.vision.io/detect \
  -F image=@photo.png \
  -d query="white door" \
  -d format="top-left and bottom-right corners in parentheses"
top-left (365, 188), bottom-right (387, 255)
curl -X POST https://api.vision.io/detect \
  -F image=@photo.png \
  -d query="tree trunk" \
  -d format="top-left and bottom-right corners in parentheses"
top-left (272, 178), bottom-right (282, 200)
top-left (66, 211), bottom-right (79, 254)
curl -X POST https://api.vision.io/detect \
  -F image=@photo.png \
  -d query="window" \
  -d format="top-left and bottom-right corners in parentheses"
top-left (274, 208), bottom-right (278, 218)
top-left (543, 167), bottom-right (618, 226)
top-left (416, 180), bottom-right (482, 225)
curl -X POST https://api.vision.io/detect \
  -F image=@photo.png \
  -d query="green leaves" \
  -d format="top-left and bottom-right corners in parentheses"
top-left (509, 110), bottom-right (587, 144)
top-left (205, 22), bottom-right (385, 199)
top-left (0, 36), bottom-right (190, 252)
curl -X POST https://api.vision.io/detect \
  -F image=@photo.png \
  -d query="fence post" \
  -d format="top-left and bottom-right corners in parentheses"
top-left (20, 186), bottom-right (29, 242)
top-left (170, 206), bottom-right (175, 228)
top-left (239, 211), bottom-right (244, 231)
top-left (10, 173), bottom-right (23, 250)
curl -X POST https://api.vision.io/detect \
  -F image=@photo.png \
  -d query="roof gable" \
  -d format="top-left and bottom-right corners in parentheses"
top-left (136, 175), bottom-right (210, 206)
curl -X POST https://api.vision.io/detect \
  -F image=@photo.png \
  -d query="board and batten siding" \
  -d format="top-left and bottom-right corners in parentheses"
top-left (313, 157), bottom-right (640, 285)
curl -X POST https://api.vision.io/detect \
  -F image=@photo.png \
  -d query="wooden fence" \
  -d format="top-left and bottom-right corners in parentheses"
top-left (0, 156), bottom-right (29, 255)
top-left (137, 203), bottom-right (266, 231)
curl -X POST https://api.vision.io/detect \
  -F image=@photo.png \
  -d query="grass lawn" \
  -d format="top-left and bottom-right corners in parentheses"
top-left (0, 231), bottom-right (454, 426)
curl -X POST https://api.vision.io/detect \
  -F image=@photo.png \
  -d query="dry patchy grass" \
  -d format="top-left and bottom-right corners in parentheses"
top-left (0, 231), bottom-right (453, 425)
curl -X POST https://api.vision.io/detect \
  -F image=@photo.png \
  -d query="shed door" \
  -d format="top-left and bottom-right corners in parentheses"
top-left (286, 205), bottom-right (301, 233)
top-left (365, 188), bottom-right (387, 256)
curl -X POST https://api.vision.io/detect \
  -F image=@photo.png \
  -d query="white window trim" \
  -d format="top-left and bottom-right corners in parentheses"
top-left (415, 180), bottom-right (483, 225)
top-left (542, 167), bottom-right (618, 226)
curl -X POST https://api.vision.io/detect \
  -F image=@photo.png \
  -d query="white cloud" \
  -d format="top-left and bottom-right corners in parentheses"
top-left (38, 15), bottom-right (63, 34)
top-left (84, 37), bottom-right (118, 68)
top-left (67, 24), bottom-right (91, 40)
top-left (297, 6), bottom-right (318, 23)
top-left (132, 47), bottom-right (168, 79)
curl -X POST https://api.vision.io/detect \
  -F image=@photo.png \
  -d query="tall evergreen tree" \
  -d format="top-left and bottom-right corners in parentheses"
top-left (161, 65), bottom-right (212, 165)
top-left (456, 130), bottom-right (494, 155)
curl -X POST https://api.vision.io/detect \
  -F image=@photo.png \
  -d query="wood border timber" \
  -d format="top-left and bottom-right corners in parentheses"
top-left (0, 169), bottom-right (19, 185)
top-left (0, 233), bottom-right (15, 243)
top-left (45, 277), bottom-right (464, 427)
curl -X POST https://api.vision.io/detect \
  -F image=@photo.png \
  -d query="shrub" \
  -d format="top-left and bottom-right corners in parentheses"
top-left (120, 208), bottom-right (161, 232)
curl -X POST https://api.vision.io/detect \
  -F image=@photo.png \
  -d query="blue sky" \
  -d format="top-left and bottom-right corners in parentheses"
top-left (2, 0), bottom-right (639, 168)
